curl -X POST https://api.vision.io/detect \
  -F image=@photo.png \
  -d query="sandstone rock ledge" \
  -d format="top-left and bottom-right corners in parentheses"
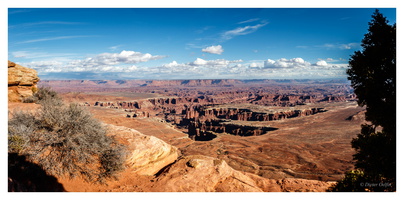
top-left (106, 124), bottom-right (334, 192)
top-left (8, 60), bottom-right (40, 102)
top-left (149, 155), bottom-right (282, 192)
top-left (106, 124), bottom-right (179, 176)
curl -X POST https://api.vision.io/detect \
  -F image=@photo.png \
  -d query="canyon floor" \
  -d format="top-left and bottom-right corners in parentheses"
top-left (9, 79), bottom-right (367, 192)
top-left (78, 94), bottom-right (364, 181)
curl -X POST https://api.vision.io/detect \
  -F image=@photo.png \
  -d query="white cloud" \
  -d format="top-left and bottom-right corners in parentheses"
top-left (238, 18), bottom-right (260, 24)
top-left (9, 21), bottom-right (83, 29)
top-left (76, 50), bottom-right (165, 66)
top-left (319, 43), bottom-right (360, 50)
top-left (18, 50), bottom-right (165, 75)
top-left (264, 58), bottom-right (310, 68)
top-left (12, 51), bottom-right (29, 58)
top-left (291, 57), bottom-right (305, 64)
top-left (11, 51), bottom-right (76, 59)
top-left (108, 45), bottom-right (123, 51)
top-left (163, 61), bottom-right (180, 68)
top-left (189, 58), bottom-right (243, 67)
top-left (18, 53), bottom-right (349, 80)
top-left (192, 58), bottom-right (208, 65)
top-left (202, 45), bottom-right (224, 55)
top-left (16, 35), bottom-right (91, 44)
top-left (249, 63), bottom-right (259, 68)
top-left (222, 22), bottom-right (268, 40)
top-left (316, 60), bottom-right (328, 66)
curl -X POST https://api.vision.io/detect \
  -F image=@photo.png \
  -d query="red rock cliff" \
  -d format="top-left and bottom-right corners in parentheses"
top-left (8, 61), bottom-right (40, 102)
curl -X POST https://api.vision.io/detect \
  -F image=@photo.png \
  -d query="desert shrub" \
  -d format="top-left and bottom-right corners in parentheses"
top-left (9, 88), bottom-right (126, 183)
top-left (22, 95), bottom-right (37, 103)
top-left (31, 86), bottom-right (38, 94)
top-left (8, 111), bottom-right (37, 153)
top-left (23, 86), bottom-right (62, 104)
top-left (35, 86), bottom-right (60, 101)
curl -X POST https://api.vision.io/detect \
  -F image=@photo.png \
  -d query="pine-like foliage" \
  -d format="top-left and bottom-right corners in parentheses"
top-left (329, 9), bottom-right (396, 192)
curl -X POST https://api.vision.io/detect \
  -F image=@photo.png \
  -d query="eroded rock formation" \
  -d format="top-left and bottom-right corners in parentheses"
top-left (94, 97), bottom-right (326, 140)
top-left (106, 124), bottom-right (178, 176)
top-left (8, 61), bottom-right (40, 102)
top-left (149, 155), bottom-right (280, 192)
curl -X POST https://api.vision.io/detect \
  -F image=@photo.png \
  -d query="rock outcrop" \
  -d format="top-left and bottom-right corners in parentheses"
top-left (148, 155), bottom-right (282, 192)
top-left (146, 155), bottom-right (334, 192)
top-left (106, 124), bottom-right (178, 176)
top-left (8, 61), bottom-right (40, 102)
top-left (59, 124), bottom-right (335, 192)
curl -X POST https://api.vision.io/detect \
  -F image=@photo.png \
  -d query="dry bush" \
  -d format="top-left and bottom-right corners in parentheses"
top-left (8, 111), bottom-right (37, 153)
top-left (9, 87), bottom-right (126, 183)
top-left (23, 86), bottom-right (61, 104)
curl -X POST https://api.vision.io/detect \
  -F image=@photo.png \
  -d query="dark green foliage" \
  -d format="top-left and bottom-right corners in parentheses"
top-left (328, 168), bottom-right (394, 192)
top-left (351, 124), bottom-right (396, 186)
top-left (330, 9), bottom-right (396, 192)
top-left (328, 170), bottom-right (367, 192)
top-left (9, 87), bottom-right (126, 183)
top-left (347, 9), bottom-right (396, 133)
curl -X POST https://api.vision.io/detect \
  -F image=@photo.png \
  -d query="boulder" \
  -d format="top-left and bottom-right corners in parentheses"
top-left (105, 124), bottom-right (178, 176)
top-left (8, 61), bottom-right (40, 102)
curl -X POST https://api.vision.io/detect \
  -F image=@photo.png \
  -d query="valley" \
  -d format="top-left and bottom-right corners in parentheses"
top-left (41, 79), bottom-right (365, 182)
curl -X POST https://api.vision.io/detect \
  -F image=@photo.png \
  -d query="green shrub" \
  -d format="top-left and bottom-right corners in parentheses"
top-left (327, 170), bottom-right (367, 192)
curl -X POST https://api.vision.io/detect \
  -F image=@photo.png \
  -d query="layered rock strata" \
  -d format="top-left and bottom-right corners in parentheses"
top-left (8, 61), bottom-right (40, 102)
top-left (106, 124), bottom-right (178, 176)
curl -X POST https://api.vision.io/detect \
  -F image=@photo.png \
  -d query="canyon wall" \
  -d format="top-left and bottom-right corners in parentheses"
top-left (93, 97), bottom-right (326, 140)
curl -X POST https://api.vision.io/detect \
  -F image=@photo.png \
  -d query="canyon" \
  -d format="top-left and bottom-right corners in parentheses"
top-left (9, 63), bottom-right (365, 192)
top-left (39, 78), bottom-right (364, 184)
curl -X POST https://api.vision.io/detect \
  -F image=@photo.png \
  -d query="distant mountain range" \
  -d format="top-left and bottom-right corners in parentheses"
top-left (39, 78), bottom-right (350, 88)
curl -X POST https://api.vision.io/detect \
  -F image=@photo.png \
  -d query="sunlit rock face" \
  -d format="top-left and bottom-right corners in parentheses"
top-left (8, 60), bottom-right (40, 102)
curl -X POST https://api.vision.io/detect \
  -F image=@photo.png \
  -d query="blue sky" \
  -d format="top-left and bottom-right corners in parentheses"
top-left (8, 8), bottom-right (396, 80)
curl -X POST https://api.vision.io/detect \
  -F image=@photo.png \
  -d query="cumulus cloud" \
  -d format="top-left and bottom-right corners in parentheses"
top-left (264, 58), bottom-right (310, 68)
top-left (159, 58), bottom-right (244, 76)
top-left (190, 58), bottom-right (242, 67)
top-left (191, 58), bottom-right (208, 65)
top-left (249, 63), bottom-right (259, 68)
top-left (202, 45), bottom-right (224, 55)
top-left (19, 50), bottom-right (165, 75)
top-left (75, 50), bottom-right (165, 66)
top-left (18, 53), bottom-right (349, 80)
top-left (315, 60), bottom-right (328, 66)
